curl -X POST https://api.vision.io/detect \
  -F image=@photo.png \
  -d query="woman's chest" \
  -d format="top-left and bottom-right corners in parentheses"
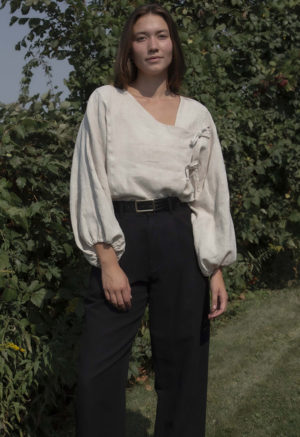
top-left (132, 96), bottom-right (181, 126)
top-left (105, 90), bottom-right (211, 173)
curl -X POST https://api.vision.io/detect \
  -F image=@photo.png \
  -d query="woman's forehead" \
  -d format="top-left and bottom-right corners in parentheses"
top-left (133, 14), bottom-right (169, 34)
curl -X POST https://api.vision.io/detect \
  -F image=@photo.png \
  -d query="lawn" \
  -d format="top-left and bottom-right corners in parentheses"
top-left (125, 286), bottom-right (300, 437)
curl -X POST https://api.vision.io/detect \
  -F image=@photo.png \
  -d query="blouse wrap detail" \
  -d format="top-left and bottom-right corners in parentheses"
top-left (69, 85), bottom-right (237, 276)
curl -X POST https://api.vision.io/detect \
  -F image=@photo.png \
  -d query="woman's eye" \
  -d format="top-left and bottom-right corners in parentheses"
top-left (158, 34), bottom-right (168, 39)
top-left (136, 36), bottom-right (146, 42)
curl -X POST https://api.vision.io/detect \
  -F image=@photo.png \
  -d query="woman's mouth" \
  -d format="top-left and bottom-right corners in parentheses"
top-left (146, 56), bottom-right (162, 62)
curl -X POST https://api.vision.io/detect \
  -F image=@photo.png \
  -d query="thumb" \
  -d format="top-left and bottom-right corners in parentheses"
top-left (211, 290), bottom-right (218, 311)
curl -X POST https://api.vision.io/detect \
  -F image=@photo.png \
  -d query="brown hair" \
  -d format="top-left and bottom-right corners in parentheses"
top-left (113, 3), bottom-right (186, 94)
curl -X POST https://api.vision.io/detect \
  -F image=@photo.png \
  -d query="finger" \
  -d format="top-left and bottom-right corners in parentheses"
top-left (121, 287), bottom-right (132, 309)
top-left (109, 290), bottom-right (119, 307)
top-left (104, 289), bottom-right (111, 302)
top-left (208, 302), bottom-right (227, 319)
top-left (219, 294), bottom-right (228, 312)
top-left (114, 290), bottom-right (127, 311)
top-left (208, 308), bottom-right (224, 319)
top-left (210, 290), bottom-right (219, 313)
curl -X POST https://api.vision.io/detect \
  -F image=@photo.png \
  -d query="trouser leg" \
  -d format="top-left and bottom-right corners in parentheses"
top-left (75, 266), bottom-right (148, 437)
top-left (75, 202), bottom-right (210, 437)
top-left (148, 206), bottom-right (210, 437)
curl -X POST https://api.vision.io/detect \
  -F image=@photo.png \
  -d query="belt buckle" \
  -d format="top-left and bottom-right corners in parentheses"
top-left (135, 199), bottom-right (155, 213)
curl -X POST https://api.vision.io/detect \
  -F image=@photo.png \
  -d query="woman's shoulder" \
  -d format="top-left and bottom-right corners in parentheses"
top-left (180, 94), bottom-right (212, 124)
top-left (88, 84), bottom-right (127, 106)
top-left (89, 84), bottom-right (114, 100)
top-left (181, 94), bottom-right (209, 114)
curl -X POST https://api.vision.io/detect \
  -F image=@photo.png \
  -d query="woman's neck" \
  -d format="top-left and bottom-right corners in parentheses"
top-left (128, 73), bottom-right (171, 98)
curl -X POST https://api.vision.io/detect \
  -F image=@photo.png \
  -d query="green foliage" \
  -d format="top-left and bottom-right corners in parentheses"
top-left (0, 0), bottom-right (299, 434)
top-left (0, 93), bottom-right (86, 434)
top-left (175, 0), bottom-right (300, 291)
top-left (2, 0), bottom-right (140, 105)
top-left (128, 307), bottom-right (152, 381)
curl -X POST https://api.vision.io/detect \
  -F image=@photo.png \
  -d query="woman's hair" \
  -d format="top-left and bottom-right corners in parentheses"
top-left (113, 3), bottom-right (185, 94)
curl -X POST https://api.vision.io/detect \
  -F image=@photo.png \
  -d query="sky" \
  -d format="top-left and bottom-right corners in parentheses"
top-left (0, 4), bottom-right (72, 104)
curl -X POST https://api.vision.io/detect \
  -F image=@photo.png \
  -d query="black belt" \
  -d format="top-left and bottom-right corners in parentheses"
top-left (113, 196), bottom-right (183, 213)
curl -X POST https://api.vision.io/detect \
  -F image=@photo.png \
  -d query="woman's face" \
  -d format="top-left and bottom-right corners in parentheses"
top-left (131, 14), bottom-right (173, 79)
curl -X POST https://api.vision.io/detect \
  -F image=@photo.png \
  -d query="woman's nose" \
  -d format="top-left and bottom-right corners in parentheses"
top-left (148, 36), bottom-right (158, 52)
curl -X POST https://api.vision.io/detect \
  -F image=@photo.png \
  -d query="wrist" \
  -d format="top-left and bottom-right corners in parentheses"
top-left (94, 242), bottom-right (119, 269)
top-left (99, 257), bottom-right (119, 270)
top-left (209, 267), bottom-right (222, 280)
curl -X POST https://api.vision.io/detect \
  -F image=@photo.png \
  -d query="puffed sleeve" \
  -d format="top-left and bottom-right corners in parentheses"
top-left (188, 110), bottom-right (237, 277)
top-left (69, 88), bottom-right (125, 267)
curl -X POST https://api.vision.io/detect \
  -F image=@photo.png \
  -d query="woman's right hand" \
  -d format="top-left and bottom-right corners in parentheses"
top-left (93, 242), bottom-right (132, 311)
top-left (101, 263), bottom-right (132, 311)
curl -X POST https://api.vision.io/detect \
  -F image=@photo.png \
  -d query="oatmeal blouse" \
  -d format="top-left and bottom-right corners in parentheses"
top-left (69, 84), bottom-right (237, 277)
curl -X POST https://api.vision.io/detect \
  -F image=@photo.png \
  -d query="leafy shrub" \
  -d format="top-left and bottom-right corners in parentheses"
top-left (0, 94), bottom-right (85, 435)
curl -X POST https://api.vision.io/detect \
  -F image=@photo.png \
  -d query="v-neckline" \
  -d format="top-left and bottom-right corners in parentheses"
top-left (124, 89), bottom-right (183, 128)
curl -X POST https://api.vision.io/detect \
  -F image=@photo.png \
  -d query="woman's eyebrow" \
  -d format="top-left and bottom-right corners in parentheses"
top-left (134, 29), bottom-right (169, 36)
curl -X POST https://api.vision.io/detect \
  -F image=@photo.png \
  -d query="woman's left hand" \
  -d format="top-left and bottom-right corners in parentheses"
top-left (208, 268), bottom-right (228, 319)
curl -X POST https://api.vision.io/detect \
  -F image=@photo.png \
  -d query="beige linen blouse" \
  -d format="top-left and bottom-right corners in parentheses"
top-left (70, 84), bottom-right (237, 277)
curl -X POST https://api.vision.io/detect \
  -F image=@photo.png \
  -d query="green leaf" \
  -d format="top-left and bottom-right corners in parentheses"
top-left (13, 402), bottom-right (21, 422)
top-left (0, 252), bottom-right (11, 270)
top-left (288, 212), bottom-right (300, 223)
top-left (28, 280), bottom-right (42, 293)
top-left (18, 17), bottom-right (29, 25)
top-left (16, 177), bottom-right (26, 189)
top-left (63, 243), bottom-right (73, 257)
top-left (9, 15), bottom-right (18, 25)
top-left (28, 201), bottom-right (44, 217)
top-left (30, 288), bottom-right (47, 307)
top-left (1, 287), bottom-right (17, 302)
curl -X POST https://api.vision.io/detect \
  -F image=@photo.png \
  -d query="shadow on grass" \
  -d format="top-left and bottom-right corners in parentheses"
top-left (126, 410), bottom-right (153, 437)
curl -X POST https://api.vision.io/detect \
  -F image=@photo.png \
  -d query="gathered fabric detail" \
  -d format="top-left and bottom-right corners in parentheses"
top-left (185, 159), bottom-right (199, 181)
top-left (189, 127), bottom-right (211, 148)
top-left (185, 126), bottom-right (211, 196)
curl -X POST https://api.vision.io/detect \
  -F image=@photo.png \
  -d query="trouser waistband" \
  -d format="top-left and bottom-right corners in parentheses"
top-left (113, 196), bottom-right (184, 214)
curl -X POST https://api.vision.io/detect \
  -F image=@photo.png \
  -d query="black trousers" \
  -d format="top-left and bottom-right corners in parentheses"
top-left (75, 200), bottom-right (210, 437)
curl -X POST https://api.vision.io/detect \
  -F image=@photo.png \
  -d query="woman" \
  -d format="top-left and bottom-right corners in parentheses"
top-left (70, 3), bottom-right (236, 437)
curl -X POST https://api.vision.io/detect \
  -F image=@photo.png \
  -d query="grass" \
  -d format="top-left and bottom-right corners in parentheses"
top-left (125, 286), bottom-right (300, 437)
